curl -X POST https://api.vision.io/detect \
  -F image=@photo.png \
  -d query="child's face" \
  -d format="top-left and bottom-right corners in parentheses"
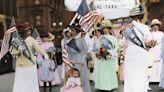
top-left (42, 37), bottom-right (49, 42)
top-left (72, 70), bottom-right (79, 78)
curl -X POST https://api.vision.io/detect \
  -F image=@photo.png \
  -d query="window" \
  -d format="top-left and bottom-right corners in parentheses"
top-left (35, 15), bottom-right (41, 26)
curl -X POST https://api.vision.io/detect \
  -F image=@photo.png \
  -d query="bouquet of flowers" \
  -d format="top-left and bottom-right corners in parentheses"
top-left (145, 40), bottom-right (157, 50)
top-left (96, 47), bottom-right (111, 60)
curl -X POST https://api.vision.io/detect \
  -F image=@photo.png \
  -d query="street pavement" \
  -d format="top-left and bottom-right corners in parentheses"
top-left (1, 67), bottom-right (164, 92)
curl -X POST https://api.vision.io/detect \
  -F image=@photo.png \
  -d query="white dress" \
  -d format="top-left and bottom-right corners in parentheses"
top-left (149, 31), bottom-right (164, 82)
top-left (12, 65), bottom-right (39, 92)
top-left (124, 21), bottom-right (150, 92)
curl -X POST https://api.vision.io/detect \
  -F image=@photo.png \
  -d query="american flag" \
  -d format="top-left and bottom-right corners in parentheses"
top-left (0, 26), bottom-right (17, 60)
top-left (62, 48), bottom-right (72, 68)
top-left (70, 0), bottom-right (100, 32)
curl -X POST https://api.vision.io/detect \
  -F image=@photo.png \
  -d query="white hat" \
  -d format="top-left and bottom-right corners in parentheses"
top-left (151, 19), bottom-right (162, 27)
top-left (130, 4), bottom-right (144, 16)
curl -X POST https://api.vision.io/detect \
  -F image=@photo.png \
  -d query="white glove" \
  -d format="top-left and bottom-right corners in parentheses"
top-left (44, 54), bottom-right (49, 60)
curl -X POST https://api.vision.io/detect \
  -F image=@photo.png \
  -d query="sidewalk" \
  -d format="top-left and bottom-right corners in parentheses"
top-left (0, 66), bottom-right (161, 92)
top-left (0, 73), bottom-right (14, 92)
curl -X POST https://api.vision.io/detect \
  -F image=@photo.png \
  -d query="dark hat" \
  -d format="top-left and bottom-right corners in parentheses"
top-left (130, 4), bottom-right (144, 16)
top-left (69, 25), bottom-right (84, 33)
top-left (16, 22), bottom-right (33, 33)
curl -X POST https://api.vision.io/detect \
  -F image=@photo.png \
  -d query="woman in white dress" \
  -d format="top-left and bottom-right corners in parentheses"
top-left (11, 22), bottom-right (48, 92)
top-left (149, 19), bottom-right (164, 82)
top-left (123, 5), bottom-right (152, 92)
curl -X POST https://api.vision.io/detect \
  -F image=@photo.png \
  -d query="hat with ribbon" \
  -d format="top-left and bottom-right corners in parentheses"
top-left (130, 4), bottom-right (144, 16)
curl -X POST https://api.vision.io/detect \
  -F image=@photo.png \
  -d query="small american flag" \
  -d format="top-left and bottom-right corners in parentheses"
top-left (0, 27), bottom-right (17, 60)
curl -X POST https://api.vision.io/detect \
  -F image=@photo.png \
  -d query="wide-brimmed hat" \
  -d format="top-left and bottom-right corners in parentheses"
top-left (130, 4), bottom-right (144, 16)
top-left (16, 22), bottom-right (33, 33)
top-left (151, 19), bottom-right (162, 27)
top-left (69, 25), bottom-right (84, 33)
top-left (100, 20), bottom-right (113, 29)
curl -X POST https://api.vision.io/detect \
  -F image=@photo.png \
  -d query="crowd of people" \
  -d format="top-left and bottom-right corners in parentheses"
top-left (60, 4), bottom-right (164, 92)
top-left (1, 3), bottom-right (163, 92)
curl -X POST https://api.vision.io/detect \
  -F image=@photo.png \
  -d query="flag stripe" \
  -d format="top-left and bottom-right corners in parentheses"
top-left (0, 26), bottom-right (17, 59)
top-left (80, 12), bottom-right (92, 25)
top-left (62, 48), bottom-right (72, 67)
top-left (80, 12), bottom-right (100, 32)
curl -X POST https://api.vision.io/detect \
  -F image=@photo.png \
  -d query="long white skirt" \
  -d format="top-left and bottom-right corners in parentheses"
top-left (124, 44), bottom-right (148, 92)
top-left (149, 60), bottom-right (162, 82)
top-left (12, 65), bottom-right (39, 92)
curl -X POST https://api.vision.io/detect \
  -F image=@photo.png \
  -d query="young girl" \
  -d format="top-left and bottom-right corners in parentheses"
top-left (38, 47), bottom-right (56, 92)
top-left (61, 68), bottom-right (83, 92)
top-left (37, 32), bottom-right (61, 87)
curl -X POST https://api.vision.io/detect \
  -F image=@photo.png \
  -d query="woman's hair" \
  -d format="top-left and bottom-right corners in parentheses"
top-left (151, 24), bottom-right (160, 28)
top-left (131, 14), bottom-right (144, 21)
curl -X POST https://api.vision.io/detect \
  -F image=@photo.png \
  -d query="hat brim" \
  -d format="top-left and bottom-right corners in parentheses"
top-left (18, 27), bottom-right (33, 34)
top-left (151, 22), bottom-right (162, 27)
top-left (130, 12), bottom-right (144, 17)
top-left (100, 26), bottom-right (112, 29)
top-left (69, 25), bottom-right (84, 33)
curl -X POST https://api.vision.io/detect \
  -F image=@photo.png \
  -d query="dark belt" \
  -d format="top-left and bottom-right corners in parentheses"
top-left (148, 66), bottom-right (152, 68)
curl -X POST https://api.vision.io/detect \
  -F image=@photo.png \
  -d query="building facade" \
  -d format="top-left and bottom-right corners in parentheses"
top-left (17, 0), bottom-right (55, 32)
top-left (17, 0), bottom-right (75, 45)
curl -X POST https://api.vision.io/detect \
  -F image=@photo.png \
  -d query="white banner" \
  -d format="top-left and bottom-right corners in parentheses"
top-left (94, 0), bottom-right (140, 19)
top-left (64, 0), bottom-right (140, 19)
